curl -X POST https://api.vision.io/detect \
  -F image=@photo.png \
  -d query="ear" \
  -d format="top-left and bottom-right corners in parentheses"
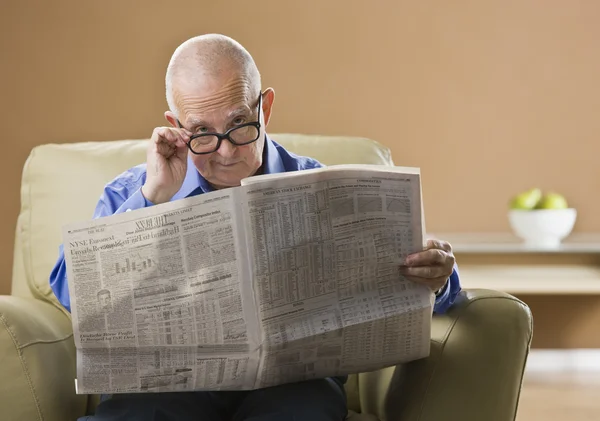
top-left (261, 88), bottom-right (275, 127)
top-left (164, 111), bottom-right (179, 128)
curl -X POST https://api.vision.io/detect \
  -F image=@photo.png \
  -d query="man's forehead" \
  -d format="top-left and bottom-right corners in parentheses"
top-left (175, 78), bottom-right (255, 122)
top-left (183, 100), bottom-right (252, 126)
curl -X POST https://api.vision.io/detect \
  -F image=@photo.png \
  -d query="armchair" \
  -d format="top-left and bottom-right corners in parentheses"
top-left (0, 134), bottom-right (532, 420)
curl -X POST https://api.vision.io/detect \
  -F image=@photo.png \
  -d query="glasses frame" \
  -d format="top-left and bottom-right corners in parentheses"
top-left (177, 93), bottom-right (263, 155)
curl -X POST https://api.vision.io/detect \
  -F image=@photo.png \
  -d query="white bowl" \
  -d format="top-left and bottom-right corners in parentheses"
top-left (508, 208), bottom-right (577, 248)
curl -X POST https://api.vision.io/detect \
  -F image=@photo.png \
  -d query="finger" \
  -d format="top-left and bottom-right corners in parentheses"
top-left (171, 131), bottom-right (186, 149)
top-left (173, 127), bottom-right (190, 140)
top-left (400, 265), bottom-right (449, 279)
top-left (425, 239), bottom-right (452, 253)
top-left (405, 248), bottom-right (447, 266)
top-left (179, 127), bottom-right (193, 137)
top-left (152, 129), bottom-right (179, 157)
top-left (151, 127), bottom-right (164, 144)
top-left (177, 129), bottom-right (194, 152)
top-left (162, 128), bottom-right (181, 144)
top-left (174, 133), bottom-right (190, 159)
top-left (154, 127), bottom-right (190, 147)
top-left (403, 275), bottom-right (448, 293)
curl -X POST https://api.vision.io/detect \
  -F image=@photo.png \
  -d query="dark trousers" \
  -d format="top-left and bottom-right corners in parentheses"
top-left (78, 378), bottom-right (348, 421)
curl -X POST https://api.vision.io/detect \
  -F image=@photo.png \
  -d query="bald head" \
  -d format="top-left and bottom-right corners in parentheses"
top-left (165, 34), bottom-right (261, 117)
top-left (161, 34), bottom-right (275, 191)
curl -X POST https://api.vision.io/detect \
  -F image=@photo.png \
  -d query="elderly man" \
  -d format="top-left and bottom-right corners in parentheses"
top-left (49, 34), bottom-right (461, 421)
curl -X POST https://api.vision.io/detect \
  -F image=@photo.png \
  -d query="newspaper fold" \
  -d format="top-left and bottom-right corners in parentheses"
top-left (62, 164), bottom-right (433, 394)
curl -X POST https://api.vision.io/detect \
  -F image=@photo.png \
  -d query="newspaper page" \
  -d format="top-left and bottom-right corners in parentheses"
top-left (63, 164), bottom-right (433, 394)
top-left (241, 165), bottom-right (433, 389)
top-left (63, 188), bottom-right (262, 394)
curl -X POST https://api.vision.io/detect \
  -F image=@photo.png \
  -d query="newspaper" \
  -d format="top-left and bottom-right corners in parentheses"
top-left (62, 164), bottom-right (434, 394)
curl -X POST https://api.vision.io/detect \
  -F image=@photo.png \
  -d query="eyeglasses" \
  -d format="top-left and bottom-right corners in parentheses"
top-left (177, 93), bottom-right (263, 155)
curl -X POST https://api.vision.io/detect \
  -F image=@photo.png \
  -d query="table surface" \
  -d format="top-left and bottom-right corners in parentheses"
top-left (428, 232), bottom-right (600, 254)
top-left (431, 232), bottom-right (600, 294)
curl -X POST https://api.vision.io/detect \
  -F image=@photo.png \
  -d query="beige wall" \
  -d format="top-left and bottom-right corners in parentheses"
top-left (1, 0), bottom-right (599, 305)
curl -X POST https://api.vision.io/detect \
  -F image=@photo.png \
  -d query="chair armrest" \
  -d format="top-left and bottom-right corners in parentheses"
top-left (358, 289), bottom-right (533, 421)
top-left (0, 295), bottom-right (88, 421)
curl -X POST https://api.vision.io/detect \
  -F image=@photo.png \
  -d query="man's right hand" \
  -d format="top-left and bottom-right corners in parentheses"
top-left (141, 127), bottom-right (191, 205)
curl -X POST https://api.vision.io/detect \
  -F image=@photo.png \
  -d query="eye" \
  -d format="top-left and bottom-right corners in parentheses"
top-left (233, 117), bottom-right (246, 126)
top-left (196, 126), bottom-right (209, 134)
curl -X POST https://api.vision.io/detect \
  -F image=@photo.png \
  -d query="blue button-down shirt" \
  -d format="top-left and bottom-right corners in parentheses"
top-left (49, 135), bottom-right (461, 314)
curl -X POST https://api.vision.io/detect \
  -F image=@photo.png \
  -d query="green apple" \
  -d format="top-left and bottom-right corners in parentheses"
top-left (509, 188), bottom-right (542, 210)
top-left (536, 192), bottom-right (569, 209)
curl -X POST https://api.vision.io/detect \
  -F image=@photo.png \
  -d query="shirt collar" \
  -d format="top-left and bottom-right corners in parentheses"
top-left (263, 133), bottom-right (286, 175)
top-left (170, 134), bottom-right (284, 200)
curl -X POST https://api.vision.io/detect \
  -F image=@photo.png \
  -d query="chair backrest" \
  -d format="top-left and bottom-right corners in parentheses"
top-left (12, 133), bottom-right (394, 306)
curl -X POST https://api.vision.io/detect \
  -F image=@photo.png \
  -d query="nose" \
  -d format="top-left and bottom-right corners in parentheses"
top-left (216, 137), bottom-right (237, 159)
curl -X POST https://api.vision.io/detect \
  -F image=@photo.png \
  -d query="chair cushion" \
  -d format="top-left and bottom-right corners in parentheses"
top-left (347, 410), bottom-right (380, 421)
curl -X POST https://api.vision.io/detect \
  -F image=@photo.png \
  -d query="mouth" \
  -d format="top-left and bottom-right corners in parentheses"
top-left (215, 162), bottom-right (239, 168)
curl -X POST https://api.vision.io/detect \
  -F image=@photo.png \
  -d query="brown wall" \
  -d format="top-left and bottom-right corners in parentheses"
top-left (517, 295), bottom-right (600, 348)
top-left (1, 1), bottom-right (599, 299)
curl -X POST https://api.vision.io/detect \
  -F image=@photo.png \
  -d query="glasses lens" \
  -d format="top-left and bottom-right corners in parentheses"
top-left (229, 125), bottom-right (260, 144)
top-left (189, 135), bottom-right (219, 153)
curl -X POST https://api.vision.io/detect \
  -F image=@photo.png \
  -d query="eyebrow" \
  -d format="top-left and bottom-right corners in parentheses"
top-left (186, 118), bottom-right (210, 129)
top-left (227, 105), bottom-right (252, 119)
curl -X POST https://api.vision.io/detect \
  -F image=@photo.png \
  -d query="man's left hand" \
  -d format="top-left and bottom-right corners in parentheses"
top-left (400, 239), bottom-right (456, 293)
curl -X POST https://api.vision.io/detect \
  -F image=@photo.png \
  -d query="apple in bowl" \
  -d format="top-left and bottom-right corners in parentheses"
top-left (508, 189), bottom-right (576, 248)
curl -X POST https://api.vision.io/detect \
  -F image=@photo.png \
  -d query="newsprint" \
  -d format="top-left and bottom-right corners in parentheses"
top-left (63, 164), bottom-right (434, 394)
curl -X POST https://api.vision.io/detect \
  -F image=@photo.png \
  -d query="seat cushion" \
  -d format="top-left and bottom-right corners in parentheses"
top-left (347, 410), bottom-right (380, 421)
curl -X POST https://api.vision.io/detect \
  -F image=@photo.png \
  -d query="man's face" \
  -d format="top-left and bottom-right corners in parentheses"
top-left (169, 74), bottom-right (274, 189)
top-left (98, 292), bottom-right (110, 308)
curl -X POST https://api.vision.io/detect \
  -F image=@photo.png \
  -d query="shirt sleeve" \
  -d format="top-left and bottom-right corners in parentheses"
top-left (49, 177), bottom-right (151, 313)
top-left (97, 186), bottom-right (154, 216)
top-left (432, 262), bottom-right (462, 314)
